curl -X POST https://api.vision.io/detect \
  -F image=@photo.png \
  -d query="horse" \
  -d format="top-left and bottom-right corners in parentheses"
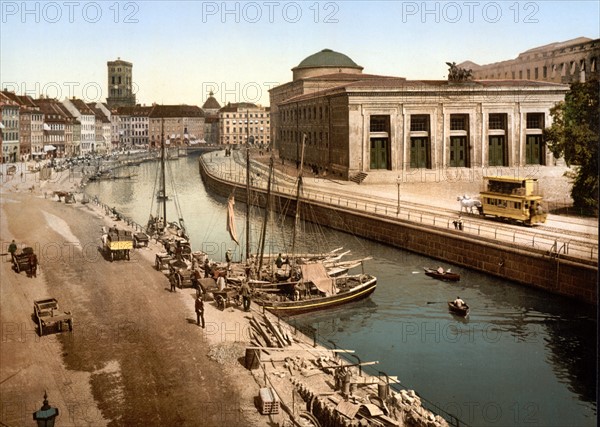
top-left (457, 195), bottom-right (482, 214)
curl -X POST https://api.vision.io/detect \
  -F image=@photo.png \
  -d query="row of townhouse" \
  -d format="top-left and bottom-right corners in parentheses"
top-left (0, 91), bottom-right (114, 162)
top-left (1, 89), bottom-right (272, 163)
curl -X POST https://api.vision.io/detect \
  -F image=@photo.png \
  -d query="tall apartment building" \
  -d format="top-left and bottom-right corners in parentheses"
top-left (0, 92), bottom-right (20, 163)
top-left (459, 37), bottom-right (599, 84)
top-left (218, 102), bottom-right (270, 146)
top-left (116, 105), bottom-right (152, 148)
top-left (35, 98), bottom-right (71, 158)
top-left (106, 58), bottom-right (136, 108)
top-left (1, 91), bottom-right (44, 160)
top-left (62, 97), bottom-right (96, 155)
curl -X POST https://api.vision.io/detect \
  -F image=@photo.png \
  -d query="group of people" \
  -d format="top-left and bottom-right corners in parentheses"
top-left (172, 253), bottom-right (254, 330)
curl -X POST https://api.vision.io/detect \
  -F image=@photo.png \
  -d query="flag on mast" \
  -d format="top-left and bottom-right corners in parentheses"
top-left (227, 194), bottom-right (239, 245)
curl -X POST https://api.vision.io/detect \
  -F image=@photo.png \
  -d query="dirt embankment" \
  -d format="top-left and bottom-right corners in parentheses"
top-left (1, 167), bottom-right (277, 426)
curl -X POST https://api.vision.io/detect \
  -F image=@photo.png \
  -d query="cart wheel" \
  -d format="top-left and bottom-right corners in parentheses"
top-left (38, 319), bottom-right (43, 336)
top-left (69, 319), bottom-right (73, 331)
top-left (15, 262), bottom-right (20, 273)
top-left (126, 250), bottom-right (130, 261)
top-left (110, 251), bottom-right (114, 262)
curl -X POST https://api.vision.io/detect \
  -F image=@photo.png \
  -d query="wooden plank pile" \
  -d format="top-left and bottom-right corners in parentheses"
top-left (249, 314), bottom-right (296, 353)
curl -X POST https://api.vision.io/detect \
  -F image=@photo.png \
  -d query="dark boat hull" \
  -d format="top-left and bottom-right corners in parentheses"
top-left (448, 301), bottom-right (469, 316)
top-left (258, 277), bottom-right (377, 316)
top-left (424, 268), bottom-right (460, 281)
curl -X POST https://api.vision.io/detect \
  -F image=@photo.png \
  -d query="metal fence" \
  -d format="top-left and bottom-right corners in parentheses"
top-left (201, 154), bottom-right (598, 263)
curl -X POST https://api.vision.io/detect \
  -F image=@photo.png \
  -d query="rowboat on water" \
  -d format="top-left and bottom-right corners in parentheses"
top-left (424, 267), bottom-right (461, 282)
top-left (448, 301), bottom-right (469, 317)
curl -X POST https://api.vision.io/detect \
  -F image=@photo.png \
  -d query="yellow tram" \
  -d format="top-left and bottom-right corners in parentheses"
top-left (479, 176), bottom-right (547, 226)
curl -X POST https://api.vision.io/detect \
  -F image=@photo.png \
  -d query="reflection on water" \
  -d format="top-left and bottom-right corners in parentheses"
top-left (85, 155), bottom-right (597, 427)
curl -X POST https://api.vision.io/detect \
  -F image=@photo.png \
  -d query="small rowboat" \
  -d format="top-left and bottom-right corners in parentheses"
top-left (448, 301), bottom-right (469, 317)
top-left (424, 267), bottom-right (460, 282)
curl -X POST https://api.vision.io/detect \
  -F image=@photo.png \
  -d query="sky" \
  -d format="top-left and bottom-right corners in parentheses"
top-left (1, 1), bottom-right (599, 107)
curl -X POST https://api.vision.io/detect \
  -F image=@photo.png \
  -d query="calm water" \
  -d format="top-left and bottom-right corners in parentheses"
top-left (85, 154), bottom-right (597, 427)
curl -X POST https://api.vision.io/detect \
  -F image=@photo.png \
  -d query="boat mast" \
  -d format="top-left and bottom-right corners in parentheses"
top-left (290, 134), bottom-right (306, 259)
top-left (245, 109), bottom-right (251, 262)
top-left (161, 118), bottom-right (167, 227)
top-left (258, 155), bottom-right (273, 273)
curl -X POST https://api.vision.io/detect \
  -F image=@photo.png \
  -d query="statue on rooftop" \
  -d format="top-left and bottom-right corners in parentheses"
top-left (446, 62), bottom-right (473, 82)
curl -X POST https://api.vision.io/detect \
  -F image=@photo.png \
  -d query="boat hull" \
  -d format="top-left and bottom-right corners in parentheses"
top-left (448, 301), bottom-right (469, 316)
top-left (424, 268), bottom-right (460, 282)
top-left (257, 277), bottom-right (377, 316)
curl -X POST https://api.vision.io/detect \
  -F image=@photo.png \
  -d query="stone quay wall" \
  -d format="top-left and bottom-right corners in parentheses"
top-left (199, 158), bottom-right (597, 305)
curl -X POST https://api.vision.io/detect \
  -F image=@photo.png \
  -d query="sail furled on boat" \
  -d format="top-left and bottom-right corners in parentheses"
top-left (301, 263), bottom-right (336, 296)
top-left (227, 194), bottom-right (239, 245)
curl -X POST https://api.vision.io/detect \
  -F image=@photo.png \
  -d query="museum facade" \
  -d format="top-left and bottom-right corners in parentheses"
top-left (269, 49), bottom-right (570, 182)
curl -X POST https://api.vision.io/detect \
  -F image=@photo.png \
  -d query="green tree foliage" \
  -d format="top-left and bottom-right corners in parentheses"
top-left (545, 79), bottom-right (599, 210)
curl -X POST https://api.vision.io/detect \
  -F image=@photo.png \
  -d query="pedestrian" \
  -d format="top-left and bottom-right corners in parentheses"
top-left (225, 248), bottom-right (233, 271)
top-left (240, 279), bottom-right (251, 312)
top-left (203, 257), bottom-right (211, 278)
top-left (169, 267), bottom-right (178, 292)
top-left (216, 272), bottom-right (226, 292)
top-left (191, 268), bottom-right (201, 296)
top-left (28, 253), bottom-right (38, 278)
top-left (7, 240), bottom-right (17, 263)
top-left (195, 295), bottom-right (205, 328)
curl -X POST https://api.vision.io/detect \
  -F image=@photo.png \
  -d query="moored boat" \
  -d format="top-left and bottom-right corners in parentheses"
top-left (448, 301), bottom-right (469, 316)
top-left (424, 267), bottom-right (460, 281)
top-left (255, 270), bottom-right (377, 316)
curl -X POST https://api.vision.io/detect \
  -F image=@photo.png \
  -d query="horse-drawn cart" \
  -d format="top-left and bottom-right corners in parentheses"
top-left (12, 248), bottom-right (33, 274)
top-left (102, 228), bottom-right (133, 262)
top-left (33, 298), bottom-right (73, 336)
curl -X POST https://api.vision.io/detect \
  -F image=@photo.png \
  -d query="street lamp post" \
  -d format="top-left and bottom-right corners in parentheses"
top-left (33, 391), bottom-right (59, 427)
top-left (396, 175), bottom-right (401, 214)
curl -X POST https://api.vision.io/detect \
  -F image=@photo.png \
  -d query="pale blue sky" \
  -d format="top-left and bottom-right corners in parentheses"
top-left (1, 1), bottom-right (598, 106)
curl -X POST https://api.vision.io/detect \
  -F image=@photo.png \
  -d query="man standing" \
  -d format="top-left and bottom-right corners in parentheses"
top-left (7, 240), bottom-right (17, 263)
top-left (28, 253), bottom-right (38, 278)
top-left (195, 295), bottom-right (205, 328)
top-left (240, 279), bottom-right (251, 312)
top-left (169, 267), bottom-right (179, 292)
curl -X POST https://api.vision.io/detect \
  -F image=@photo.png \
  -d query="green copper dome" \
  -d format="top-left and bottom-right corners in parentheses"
top-left (295, 49), bottom-right (361, 69)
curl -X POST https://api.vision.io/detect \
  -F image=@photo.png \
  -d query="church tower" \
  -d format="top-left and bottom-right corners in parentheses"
top-left (106, 58), bottom-right (136, 108)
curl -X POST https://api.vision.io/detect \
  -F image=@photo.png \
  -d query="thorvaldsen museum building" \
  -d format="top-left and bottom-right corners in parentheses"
top-left (269, 49), bottom-right (570, 183)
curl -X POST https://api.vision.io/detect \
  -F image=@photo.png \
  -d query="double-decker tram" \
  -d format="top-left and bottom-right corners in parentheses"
top-left (478, 176), bottom-right (547, 226)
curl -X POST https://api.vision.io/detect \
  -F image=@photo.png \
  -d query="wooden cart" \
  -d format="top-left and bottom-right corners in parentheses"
top-left (12, 247), bottom-right (34, 274)
top-left (102, 229), bottom-right (134, 262)
top-left (213, 287), bottom-right (241, 310)
top-left (33, 298), bottom-right (73, 336)
top-left (133, 232), bottom-right (149, 248)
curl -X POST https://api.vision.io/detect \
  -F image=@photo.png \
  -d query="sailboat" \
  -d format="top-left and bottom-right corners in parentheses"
top-left (227, 136), bottom-right (377, 316)
top-left (146, 124), bottom-right (201, 275)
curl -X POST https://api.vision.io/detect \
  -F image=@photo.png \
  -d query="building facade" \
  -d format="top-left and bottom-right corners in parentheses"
top-left (148, 105), bottom-right (205, 148)
top-left (459, 37), bottom-right (600, 84)
top-left (0, 92), bottom-right (20, 163)
top-left (218, 102), bottom-right (270, 146)
top-left (202, 92), bottom-right (221, 145)
top-left (62, 98), bottom-right (96, 155)
top-left (271, 49), bottom-right (569, 181)
top-left (106, 58), bottom-right (136, 108)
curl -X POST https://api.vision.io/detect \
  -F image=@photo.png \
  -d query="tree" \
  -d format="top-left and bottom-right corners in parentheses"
top-left (545, 78), bottom-right (599, 211)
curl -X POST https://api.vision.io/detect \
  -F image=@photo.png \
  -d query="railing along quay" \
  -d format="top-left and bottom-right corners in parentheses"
top-left (201, 153), bottom-right (598, 264)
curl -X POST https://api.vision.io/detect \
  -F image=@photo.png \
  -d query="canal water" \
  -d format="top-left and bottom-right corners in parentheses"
top-left (84, 154), bottom-right (597, 427)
